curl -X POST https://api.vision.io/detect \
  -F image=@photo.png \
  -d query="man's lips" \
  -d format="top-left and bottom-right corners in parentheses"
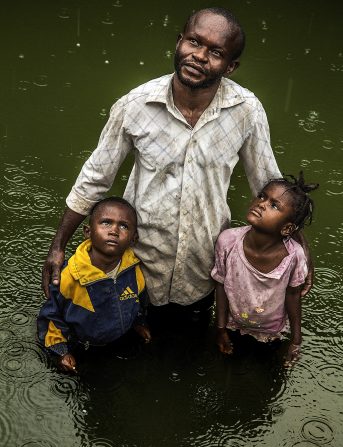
top-left (248, 208), bottom-right (262, 218)
top-left (182, 62), bottom-right (206, 76)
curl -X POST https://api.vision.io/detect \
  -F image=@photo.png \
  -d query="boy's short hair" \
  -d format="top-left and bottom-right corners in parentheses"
top-left (89, 196), bottom-right (137, 227)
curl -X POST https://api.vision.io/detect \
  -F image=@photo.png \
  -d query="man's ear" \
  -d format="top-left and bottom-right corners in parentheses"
top-left (281, 223), bottom-right (297, 238)
top-left (225, 59), bottom-right (240, 76)
top-left (83, 224), bottom-right (91, 240)
top-left (176, 33), bottom-right (183, 47)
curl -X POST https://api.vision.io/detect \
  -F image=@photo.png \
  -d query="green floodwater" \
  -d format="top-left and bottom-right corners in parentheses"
top-left (0, 0), bottom-right (342, 446)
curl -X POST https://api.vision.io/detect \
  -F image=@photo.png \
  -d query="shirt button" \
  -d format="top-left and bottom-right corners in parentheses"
top-left (182, 209), bottom-right (188, 215)
top-left (188, 157), bottom-right (192, 162)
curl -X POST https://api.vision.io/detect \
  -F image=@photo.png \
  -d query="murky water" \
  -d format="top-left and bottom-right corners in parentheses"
top-left (0, 0), bottom-right (342, 445)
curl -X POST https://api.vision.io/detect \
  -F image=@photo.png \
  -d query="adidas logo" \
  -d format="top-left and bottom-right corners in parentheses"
top-left (119, 287), bottom-right (138, 301)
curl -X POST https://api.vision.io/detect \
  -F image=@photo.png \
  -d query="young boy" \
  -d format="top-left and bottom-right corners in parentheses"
top-left (37, 196), bottom-right (151, 373)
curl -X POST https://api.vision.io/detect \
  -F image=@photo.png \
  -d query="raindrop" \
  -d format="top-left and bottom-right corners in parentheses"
top-left (99, 108), bottom-right (107, 117)
top-left (112, 0), bottom-right (123, 7)
top-left (261, 20), bottom-right (268, 30)
top-left (163, 14), bottom-right (169, 27)
top-left (102, 12), bottom-right (113, 25)
top-left (304, 48), bottom-right (311, 55)
top-left (33, 75), bottom-right (48, 87)
top-left (165, 50), bottom-right (172, 59)
top-left (139, 61), bottom-right (144, 65)
top-left (58, 8), bottom-right (70, 19)
top-left (104, 60), bottom-right (110, 64)
top-left (18, 80), bottom-right (30, 91)
top-left (76, 42), bottom-right (81, 47)
top-left (18, 54), bottom-right (24, 59)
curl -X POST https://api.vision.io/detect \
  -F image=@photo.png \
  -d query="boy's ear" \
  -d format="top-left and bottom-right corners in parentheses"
top-left (130, 231), bottom-right (138, 246)
top-left (281, 223), bottom-right (297, 238)
top-left (83, 224), bottom-right (91, 240)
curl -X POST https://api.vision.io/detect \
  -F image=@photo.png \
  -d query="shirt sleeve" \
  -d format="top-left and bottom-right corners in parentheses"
top-left (66, 96), bottom-right (133, 215)
top-left (239, 99), bottom-right (281, 196)
top-left (37, 285), bottom-right (70, 356)
top-left (211, 229), bottom-right (236, 284)
top-left (288, 242), bottom-right (308, 288)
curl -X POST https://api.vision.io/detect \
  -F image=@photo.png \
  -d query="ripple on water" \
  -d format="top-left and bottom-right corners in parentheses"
top-left (0, 408), bottom-right (15, 447)
top-left (315, 363), bottom-right (343, 394)
top-left (19, 439), bottom-right (57, 447)
top-left (83, 439), bottom-right (115, 447)
top-left (0, 339), bottom-right (48, 383)
top-left (311, 267), bottom-right (342, 295)
top-left (301, 417), bottom-right (334, 444)
top-left (19, 373), bottom-right (79, 414)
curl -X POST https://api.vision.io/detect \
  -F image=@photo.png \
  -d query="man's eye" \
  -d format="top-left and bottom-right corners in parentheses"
top-left (190, 39), bottom-right (198, 46)
top-left (211, 50), bottom-right (221, 57)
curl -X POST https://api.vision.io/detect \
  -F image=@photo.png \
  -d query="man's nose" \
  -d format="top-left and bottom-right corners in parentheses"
top-left (193, 46), bottom-right (208, 63)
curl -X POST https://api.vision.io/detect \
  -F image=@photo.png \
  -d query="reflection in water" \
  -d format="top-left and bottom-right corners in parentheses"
top-left (0, 0), bottom-right (342, 445)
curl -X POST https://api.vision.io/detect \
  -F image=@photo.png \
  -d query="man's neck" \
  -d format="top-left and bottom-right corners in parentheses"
top-left (172, 74), bottom-right (221, 127)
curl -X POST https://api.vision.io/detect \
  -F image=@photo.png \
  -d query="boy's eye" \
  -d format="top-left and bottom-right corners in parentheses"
top-left (271, 202), bottom-right (279, 210)
top-left (257, 193), bottom-right (265, 200)
top-left (119, 223), bottom-right (128, 230)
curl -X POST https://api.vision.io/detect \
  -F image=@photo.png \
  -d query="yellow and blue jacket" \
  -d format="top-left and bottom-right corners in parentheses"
top-left (37, 239), bottom-right (147, 356)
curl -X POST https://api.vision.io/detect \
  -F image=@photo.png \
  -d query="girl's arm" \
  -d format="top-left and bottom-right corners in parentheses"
top-left (215, 282), bottom-right (233, 355)
top-left (284, 285), bottom-right (302, 366)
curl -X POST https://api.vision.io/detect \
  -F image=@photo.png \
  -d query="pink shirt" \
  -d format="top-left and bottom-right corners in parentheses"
top-left (211, 226), bottom-right (308, 341)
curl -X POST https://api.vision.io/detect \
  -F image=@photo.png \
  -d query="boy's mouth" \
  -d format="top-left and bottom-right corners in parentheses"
top-left (106, 240), bottom-right (119, 246)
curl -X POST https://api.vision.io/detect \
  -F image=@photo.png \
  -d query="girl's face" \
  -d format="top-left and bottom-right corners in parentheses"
top-left (247, 183), bottom-right (296, 237)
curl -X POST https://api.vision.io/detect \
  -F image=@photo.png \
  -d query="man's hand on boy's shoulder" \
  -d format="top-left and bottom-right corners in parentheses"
top-left (134, 324), bottom-right (152, 343)
top-left (58, 353), bottom-right (78, 373)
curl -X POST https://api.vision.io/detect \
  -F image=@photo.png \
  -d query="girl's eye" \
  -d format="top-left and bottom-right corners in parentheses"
top-left (271, 202), bottom-right (278, 210)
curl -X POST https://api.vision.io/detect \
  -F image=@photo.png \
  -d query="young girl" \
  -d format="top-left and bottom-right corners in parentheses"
top-left (211, 172), bottom-right (318, 366)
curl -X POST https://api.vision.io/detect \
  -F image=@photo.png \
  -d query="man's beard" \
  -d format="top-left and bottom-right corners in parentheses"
top-left (174, 52), bottom-right (224, 89)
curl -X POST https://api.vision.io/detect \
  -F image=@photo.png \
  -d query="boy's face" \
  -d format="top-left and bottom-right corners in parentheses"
top-left (246, 183), bottom-right (296, 237)
top-left (84, 203), bottom-right (137, 262)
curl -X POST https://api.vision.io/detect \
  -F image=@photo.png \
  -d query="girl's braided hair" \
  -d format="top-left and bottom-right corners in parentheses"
top-left (266, 171), bottom-right (319, 230)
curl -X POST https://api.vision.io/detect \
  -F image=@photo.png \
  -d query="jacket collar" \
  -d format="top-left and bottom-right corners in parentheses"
top-left (68, 239), bottom-right (140, 286)
top-left (145, 73), bottom-right (245, 110)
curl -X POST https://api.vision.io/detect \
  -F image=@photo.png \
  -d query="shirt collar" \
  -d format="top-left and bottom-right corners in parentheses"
top-left (145, 73), bottom-right (245, 110)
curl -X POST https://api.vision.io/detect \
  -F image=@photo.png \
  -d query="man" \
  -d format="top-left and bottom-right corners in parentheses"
top-left (42, 8), bottom-right (312, 322)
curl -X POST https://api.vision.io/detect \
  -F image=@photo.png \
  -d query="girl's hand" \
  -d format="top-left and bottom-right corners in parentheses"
top-left (283, 343), bottom-right (301, 367)
top-left (59, 353), bottom-right (78, 373)
top-left (216, 328), bottom-right (233, 355)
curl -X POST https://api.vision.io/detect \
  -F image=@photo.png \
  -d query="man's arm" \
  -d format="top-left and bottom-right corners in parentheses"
top-left (42, 207), bottom-right (86, 297)
top-left (42, 96), bottom-right (132, 297)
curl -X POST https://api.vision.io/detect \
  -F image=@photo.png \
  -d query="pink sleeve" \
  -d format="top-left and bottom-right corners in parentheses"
top-left (211, 229), bottom-right (237, 284)
top-left (288, 243), bottom-right (308, 287)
